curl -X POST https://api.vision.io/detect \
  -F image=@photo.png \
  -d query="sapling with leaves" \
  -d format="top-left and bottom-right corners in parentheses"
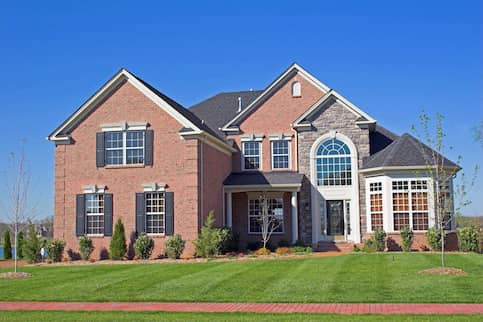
top-left (258, 193), bottom-right (282, 250)
top-left (412, 111), bottom-right (478, 270)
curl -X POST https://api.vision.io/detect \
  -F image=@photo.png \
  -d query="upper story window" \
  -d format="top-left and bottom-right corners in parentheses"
top-left (316, 138), bottom-right (352, 186)
top-left (271, 140), bottom-right (290, 169)
top-left (292, 81), bottom-right (301, 97)
top-left (105, 130), bottom-right (145, 165)
top-left (85, 194), bottom-right (104, 235)
top-left (242, 141), bottom-right (261, 170)
top-left (392, 180), bottom-right (429, 231)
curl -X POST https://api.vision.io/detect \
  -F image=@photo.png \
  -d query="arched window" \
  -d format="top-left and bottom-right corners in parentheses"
top-left (316, 138), bottom-right (352, 186)
top-left (292, 81), bottom-right (301, 97)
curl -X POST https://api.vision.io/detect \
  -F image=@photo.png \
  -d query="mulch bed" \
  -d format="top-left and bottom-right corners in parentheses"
top-left (418, 267), bottom-right (467, 276)
top-left (0, 272), bottom-right (32, 279)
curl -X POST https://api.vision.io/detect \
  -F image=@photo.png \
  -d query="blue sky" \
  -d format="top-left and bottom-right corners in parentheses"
top-left (0, 0), bottom-right (481, 219)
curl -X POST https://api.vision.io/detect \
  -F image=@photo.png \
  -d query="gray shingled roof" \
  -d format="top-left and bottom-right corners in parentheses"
top-left (224, 171), bottom-right (304, 186)
top-left (134, 75), bottom-right (227, 142)
top-left (363, 133), bottom-right (460, 169)
top-left (190, 90), bottom-right (263, 137)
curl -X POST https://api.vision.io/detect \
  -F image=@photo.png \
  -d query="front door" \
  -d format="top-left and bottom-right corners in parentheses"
top-left (327, 200), bottom-right (344, 238)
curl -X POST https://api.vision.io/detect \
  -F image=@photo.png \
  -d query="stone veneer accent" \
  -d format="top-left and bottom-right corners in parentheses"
top-left (296, 100), bottom-right (370, 243)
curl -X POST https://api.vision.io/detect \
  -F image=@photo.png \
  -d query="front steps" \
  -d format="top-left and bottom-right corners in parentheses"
top-left (314, 241), bottom-right (355, 253)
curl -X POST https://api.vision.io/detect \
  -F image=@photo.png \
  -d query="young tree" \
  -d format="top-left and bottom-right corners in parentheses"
top-left (3, 229), bottom-right (12, 259)
top-left (258, 193), bottom-right (282, 250)
top-left (412, 111), bottom-right (478, 269)
top-left (109, 219), bottom-right (127, 260)
top-left (0, 142), bottom-right (37, 272)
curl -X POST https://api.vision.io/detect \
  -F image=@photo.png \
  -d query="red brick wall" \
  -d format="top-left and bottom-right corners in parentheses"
top-left (54, 81), bottom-right (202, 259)
top-left (228, 73), bottom-right (325, 172)
top-left (201, 141), bottom-right (232, 227)
top-left (231, 192), bottom-right (292, 249)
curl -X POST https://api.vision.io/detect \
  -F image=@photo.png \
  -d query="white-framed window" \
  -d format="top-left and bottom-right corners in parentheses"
top-left (105, 130), bottom-right (145, 165)
top-left (242, 141), bottom-right (261, 170)
top-left (392, 180), bottom-right (429, 231)
top-left (86, 194), bottom-right (104, 235)
top-left (369, 182), bottom-right (383, 231)
top-left (145, 192), bottom-right (165, 234)
top-left (248, 197), bottom-right (284, 234)
top-left (292, 81), bottom-right (301, 97)
top-left (271, 140), bottom-right (290, 169)
top-left (316, 138), bottom-right (352, 186)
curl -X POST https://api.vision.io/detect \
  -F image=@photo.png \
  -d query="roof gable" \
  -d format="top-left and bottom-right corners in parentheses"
top-left (47, 69), bottom-right (234, 153)
top-left (221, 63), bottom-right (331, 131)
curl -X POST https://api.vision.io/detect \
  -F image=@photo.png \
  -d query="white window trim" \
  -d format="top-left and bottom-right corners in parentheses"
top-left (390, 178), bottom-right (431, 232)
top-left (105, 130), bottom-right (145, 166)
top-left (247, 196), bottom-right (285, 235)
top-left (101, 121), bottom-right (148, 132)
top-left (292, 81), bottom-right (301, 97)
top-left (367, 181), bottom-right (384, 233)
top-left (270, 139), bottom-right (291, 170)
top-left (85, 194), bottom-right (105, 236)
top-left (145, 192), bottom-right (166, 236)
top-left (241, 140), bottom-right (262, 171)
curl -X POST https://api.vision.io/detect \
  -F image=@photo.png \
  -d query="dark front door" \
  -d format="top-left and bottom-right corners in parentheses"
top-left (327, 200), bottom-right (344, 236)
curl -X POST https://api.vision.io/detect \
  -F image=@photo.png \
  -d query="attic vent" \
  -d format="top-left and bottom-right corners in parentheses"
top-left (237, 96), bottom-right (242, 113)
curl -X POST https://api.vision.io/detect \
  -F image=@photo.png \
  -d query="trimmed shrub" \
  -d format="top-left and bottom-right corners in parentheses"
top-left (373, 229), bottom-right (386, 251)
top-left (17, 231), bottom-right (24, 259)
top-left (23, 225), bottom-right (41, 263)
top-left (458, 226), bottom-right (480, 253)
top-left (133, 233), bottom-right (154, 259)
top-left (255, 247), bottom-right (271, 255)
top-left (47, 239), bottom-right (66, 262)
top-left (400, 227), bottom-right (414, 252)
top-left (362, 238), bottom-right (377, 253)
top-left (304, 246), bottom-right (313, 253)
top-left (165, 234), bottom-right (185, 259)
top-left (292, 246), bottom-right (312, 253)
top-left (109, 219), bottom-right (127, 260)
top-left (275, 247), bottom-right (292, 255)
top-left (219, 228), bottom-right (239, 253)
top-left (79, 236), bottom-right (94, 260)
top-left (3, 229), bottom-right (12, 260)
top-left (426, 227), bottom-right (442, 251)
top-left (194, 211), bottom-right (228, 258)
top-left (352, 245), bottom-right (361, 252)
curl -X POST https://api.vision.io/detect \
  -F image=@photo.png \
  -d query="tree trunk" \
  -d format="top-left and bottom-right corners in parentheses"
top-left (440, 224), bottom-right (445, 271)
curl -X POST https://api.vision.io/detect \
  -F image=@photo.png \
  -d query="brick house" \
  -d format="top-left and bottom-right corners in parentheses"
top-left (48, 64), bottom-right (459, 257)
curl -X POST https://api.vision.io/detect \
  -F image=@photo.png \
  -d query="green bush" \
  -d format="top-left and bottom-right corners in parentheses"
top-left (194, 211), bottom-right (227, 258)
top-left (165, 234), bottom-right (185, 259)
top-left (3, 229), bottom-right (12, 260)
top-left (78, 236), bottom-right (94, 260)
top-left (293, 239), bottom-right (306, 247)
top-left (426, 227), bottom-right (442, 251)
top-left (292, 246), bottom-right (312, 253)
top-left (133, 233), bottom-right (154, 259)
top-left (362, 238), bottom-right (377, 253)
top-left (400, 227), bottom-right (414, 252)
top-left (458, 226), bottom-right (480, 253)
top-left (23, 225), bottom-right (41, 263)
top-left (352, 245), bottom-right (361, 252)
top-left (304, 246), bottom-right (313, 253)
top-left (47, 239), bottom-right (66, 262)
top-left (373, 229), bottom-right (386, 251)
top-left (17, 231), bottom-right (24, 259)
top-left (109, 219), bottom-right (127, 260)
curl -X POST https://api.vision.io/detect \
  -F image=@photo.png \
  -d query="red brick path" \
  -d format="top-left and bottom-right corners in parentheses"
top-left (0, 302), bottom-right (481, 315)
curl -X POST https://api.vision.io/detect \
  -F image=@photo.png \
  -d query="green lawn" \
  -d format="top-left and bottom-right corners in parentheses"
top-left (0, 253), bottom-right (481, 303)
top-left (0, 311), bottom-right (481, 321)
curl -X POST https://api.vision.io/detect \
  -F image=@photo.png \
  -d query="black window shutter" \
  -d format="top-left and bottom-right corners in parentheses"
top-left (76, 194), bottom-right (86, 236)
top-left (144, 130), bottom-right (154, 166)
top-left (165, 192), bottom-right (174, 235)
top-left (103, 194), bottom-right (113, 236)
top-left (96, 132), bottom-right (105, 167)
top-left (136, 193), bottom-right (146, 234)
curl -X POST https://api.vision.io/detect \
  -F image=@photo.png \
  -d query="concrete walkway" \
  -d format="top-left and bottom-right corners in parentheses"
top-left (0, 302), bottom-right (482, 315)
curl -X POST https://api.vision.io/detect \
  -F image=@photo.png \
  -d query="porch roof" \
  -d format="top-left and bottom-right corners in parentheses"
top-left (223, 171), bottom-right (304, 191)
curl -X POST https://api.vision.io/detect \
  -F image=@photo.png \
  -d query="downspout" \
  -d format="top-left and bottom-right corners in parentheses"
top-left (200, 139), bottom-right (204, 227)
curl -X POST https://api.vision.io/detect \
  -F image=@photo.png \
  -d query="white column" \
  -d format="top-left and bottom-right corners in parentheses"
top-left (226, 192), bottom-right (233, 228)
top-left (291, 191), bottom-right (298, 243)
